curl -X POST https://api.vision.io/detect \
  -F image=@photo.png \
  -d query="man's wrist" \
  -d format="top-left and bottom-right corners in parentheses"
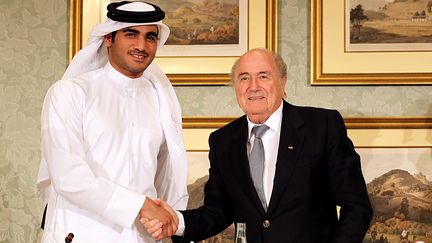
top-left (174, 210), bottom-right (185, 236)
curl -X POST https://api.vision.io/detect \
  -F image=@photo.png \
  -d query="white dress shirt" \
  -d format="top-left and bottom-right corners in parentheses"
top-left (247, 103), bottom-right (283, 204)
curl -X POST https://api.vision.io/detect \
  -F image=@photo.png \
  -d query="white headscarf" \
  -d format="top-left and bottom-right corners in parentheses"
top-left (63, 1), bottom-right (170, 79)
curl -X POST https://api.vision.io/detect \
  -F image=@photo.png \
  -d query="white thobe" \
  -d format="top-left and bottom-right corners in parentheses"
top-left (37, 63), bottom-right (188, 243)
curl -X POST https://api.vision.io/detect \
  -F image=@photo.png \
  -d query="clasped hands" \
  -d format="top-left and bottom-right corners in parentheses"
top-left (139, 197), bottom-right (178, 240)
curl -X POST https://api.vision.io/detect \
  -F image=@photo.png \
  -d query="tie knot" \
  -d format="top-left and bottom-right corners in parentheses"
top-left (252, 125), bottom-right (269, 139)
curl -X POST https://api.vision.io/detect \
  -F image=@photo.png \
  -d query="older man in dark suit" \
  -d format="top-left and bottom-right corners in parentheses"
top-left (143, 48), bottom-right (373, 243)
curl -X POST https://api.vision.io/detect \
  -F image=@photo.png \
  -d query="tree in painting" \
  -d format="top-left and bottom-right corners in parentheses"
top-left (350, 4), bottom-right (368, 40)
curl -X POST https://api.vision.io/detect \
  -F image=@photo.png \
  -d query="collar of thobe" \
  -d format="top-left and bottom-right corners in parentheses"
top-left (104, 62), bottom-right (152, 90)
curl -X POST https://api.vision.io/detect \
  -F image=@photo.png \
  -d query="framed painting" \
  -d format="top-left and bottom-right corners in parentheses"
top-left (69, 0), bottom-right (278, 85)
top-left (311, 0), bottom-right (432, 85)
top-left (184, 147), bottom-right (432, 242)
top-left (357, 146), bottom-right (432, 243)
top-left (347, 1), bottom-right (432, 52)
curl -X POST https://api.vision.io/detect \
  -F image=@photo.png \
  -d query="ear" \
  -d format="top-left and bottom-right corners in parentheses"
top-left (103, 34), bottom-right (113, 47)
top-left (280, 76), bottom-right (288, 98)
top-left (280, 76), bottom-right (287, 88)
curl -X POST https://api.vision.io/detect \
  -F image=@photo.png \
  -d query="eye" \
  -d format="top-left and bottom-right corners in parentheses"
top-left (239, 76), bottom-right (250, 82)
top-left (125, 32), bottom-right (137, 38)
top-left (259, 74), bottom-right (269, 80)
top-left (146, 34), bottom-right (158, 43)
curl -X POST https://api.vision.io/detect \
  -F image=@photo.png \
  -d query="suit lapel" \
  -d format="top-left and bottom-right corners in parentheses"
top-left (267, 101), bottom-right (305, 214)
top-left (230, 117), bottom-right (267, 214)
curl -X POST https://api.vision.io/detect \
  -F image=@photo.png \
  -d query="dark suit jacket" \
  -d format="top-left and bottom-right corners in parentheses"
top-left (176, 101), bottom-right (373, 243)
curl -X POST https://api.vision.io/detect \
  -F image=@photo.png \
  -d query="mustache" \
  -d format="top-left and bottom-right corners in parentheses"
top-left (128, 49), bottom-right (149, 56)
top-left (247, 92), bottom-right (265, 100)
top-left (247, 90), bottom-right (265, 95)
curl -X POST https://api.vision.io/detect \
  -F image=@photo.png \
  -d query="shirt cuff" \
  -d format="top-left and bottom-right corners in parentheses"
top-left (104, 186), bottom-right (146, 228)
top-left (174, 210), bottom-right (185, 236)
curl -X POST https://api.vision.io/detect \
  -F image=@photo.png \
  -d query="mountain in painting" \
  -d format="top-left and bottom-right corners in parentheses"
top-left (380, 0), bottom-right (432, 20)
top-left (367, 169), bottom-right (432, 223)
top-left (365, 169), bottom-right (432, 242)
top-left (193, 0), bottom-right (237, 14)
top-left (350, 0), bottom-right (390, 11)
top-left (151, 0), bottom-right (239, 45)
top-left (186, 0), bottom-right (238, 5)
top-left (352, 0), bottom-right (432, 20)
top-left (150, 0), bottom-right (237, 14)
top-left (150, 0), bottom-right (194, 11)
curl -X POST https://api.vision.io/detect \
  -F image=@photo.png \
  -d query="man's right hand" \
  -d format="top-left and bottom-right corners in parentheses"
top-left (141, 217), bottom-right (165, 240)
top-left (139, 197), bottom-right (178, 238)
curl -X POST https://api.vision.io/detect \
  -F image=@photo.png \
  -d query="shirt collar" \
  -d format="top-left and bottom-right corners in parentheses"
top-left (104, 62), bottom-right (150, 89)
top-left (247, 101), bottom-right (283, 139)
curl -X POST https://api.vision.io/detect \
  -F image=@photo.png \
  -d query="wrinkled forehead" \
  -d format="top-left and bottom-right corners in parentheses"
top-left (236, 51), bottom-right (276, 74)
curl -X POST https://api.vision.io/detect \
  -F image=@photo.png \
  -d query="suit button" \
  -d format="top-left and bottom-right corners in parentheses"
top-left (262, 220), bottom-right (270, 228)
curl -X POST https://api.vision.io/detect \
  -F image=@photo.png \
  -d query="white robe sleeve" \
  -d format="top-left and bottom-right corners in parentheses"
top-left (41, 79), bottom-right (145, 228)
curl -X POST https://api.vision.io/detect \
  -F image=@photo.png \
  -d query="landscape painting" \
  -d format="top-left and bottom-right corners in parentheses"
top-left (347, 0), bottom-right (432, 51)
top-left (186, 147), bottom-right (432, 242)
top-left (148, 0), bottom-right (247, 56)
top-left (359, 147), bottom-right (432, 243)
top-left (151, 0), bottom-right (240, 45)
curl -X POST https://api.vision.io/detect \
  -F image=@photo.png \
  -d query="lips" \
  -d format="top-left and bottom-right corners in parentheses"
top-left (128, 50), bottom-right (148, 60)
top-left (248, 95), bottom-right (265, 100)
top-left (130, 53), bottom-right (147, 59)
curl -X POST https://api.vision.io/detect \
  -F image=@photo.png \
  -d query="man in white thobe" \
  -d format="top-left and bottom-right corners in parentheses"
top-left (36, 2), bottom-right (188, 242)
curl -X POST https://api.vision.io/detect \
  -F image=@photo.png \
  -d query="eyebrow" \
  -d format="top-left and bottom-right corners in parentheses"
top-left (122, 28), bottom-right (140, 34)
top-left (121, 28), bottom-right (158, 38)
top-left (146, 31), bottom-right (158, 37)
top-left (238, 72), bottom-right (250, 77)
top-left (257, 71), bottom-right (270, 75)
top-left (238, 71), bottom-right (270, 77)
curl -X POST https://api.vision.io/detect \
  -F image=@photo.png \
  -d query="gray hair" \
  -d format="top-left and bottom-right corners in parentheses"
top-left (229, 48), bottom-right (287, 85)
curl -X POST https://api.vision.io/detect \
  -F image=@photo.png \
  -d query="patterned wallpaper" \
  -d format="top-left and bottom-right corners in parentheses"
top-left (0, 0), bottom-right (68, 242)
top-left (0, 0), bottom-right (431, 242)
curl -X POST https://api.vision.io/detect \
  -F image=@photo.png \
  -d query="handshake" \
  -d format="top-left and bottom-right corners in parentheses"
top-left (139, 197), bottom-right (179, 241)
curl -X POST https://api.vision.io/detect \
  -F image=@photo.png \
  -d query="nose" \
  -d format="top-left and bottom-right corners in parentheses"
top-left (249, 77), bottom-right (260, 90)
top-left (134, 35), bottom-right (148, 50)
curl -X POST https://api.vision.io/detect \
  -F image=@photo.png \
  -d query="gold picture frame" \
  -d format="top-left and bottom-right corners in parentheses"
top-left (69, 0), bottom-right (278, 85)
top-left (311, 0), bottom-right (432, 85)
top-left (182, 116), bottom-right (432, 129)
